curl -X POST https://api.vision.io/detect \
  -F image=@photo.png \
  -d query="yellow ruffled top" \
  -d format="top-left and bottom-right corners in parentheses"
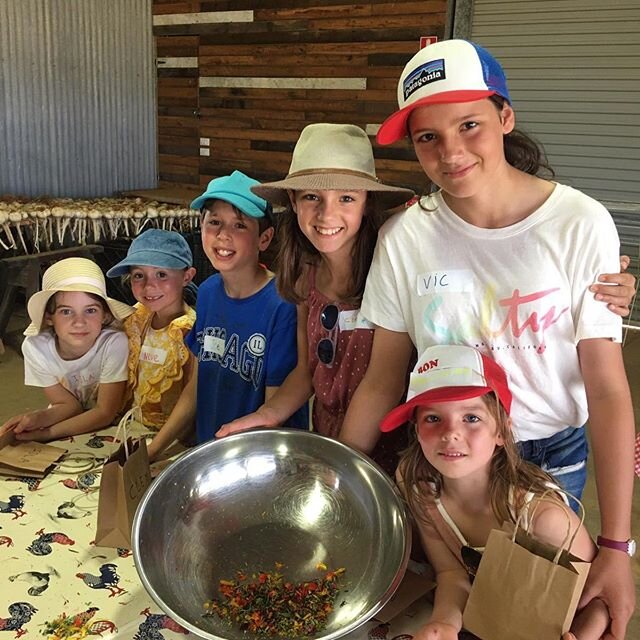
top-left (124, 303), bottom-right (196, 429)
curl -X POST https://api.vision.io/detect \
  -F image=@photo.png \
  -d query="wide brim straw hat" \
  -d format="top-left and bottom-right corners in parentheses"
top-left (25, 257), bottom-right (134, 336)
top-left (252, 123), bottom-right (414, 210)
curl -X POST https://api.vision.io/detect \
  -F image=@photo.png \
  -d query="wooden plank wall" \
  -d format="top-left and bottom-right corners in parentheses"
top-left (153, 1), bottom-right (448, 193)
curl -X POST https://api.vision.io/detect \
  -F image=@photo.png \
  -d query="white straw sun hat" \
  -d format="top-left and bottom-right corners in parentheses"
top-left (25, 257), bottom-right (134, 336)
top-left (252, 123), bottom-right (414, 210)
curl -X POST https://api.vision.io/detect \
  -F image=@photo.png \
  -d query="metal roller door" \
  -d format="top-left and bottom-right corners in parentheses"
top-left (469, 0), bottom-right (640, 325)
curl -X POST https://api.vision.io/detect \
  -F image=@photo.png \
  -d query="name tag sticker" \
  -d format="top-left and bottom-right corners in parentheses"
top-left (338, 309), bottom-right (359, 331)
top-left (203, 335), bottom-right (225, 356)
top-left (139, 345), bottom-right (168, 365)
top-left (416, 269), bottom-right (475, 296)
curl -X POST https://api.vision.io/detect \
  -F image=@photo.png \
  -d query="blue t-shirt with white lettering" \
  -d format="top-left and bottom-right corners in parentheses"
top-left (186, 273), bottom-right (308, 442)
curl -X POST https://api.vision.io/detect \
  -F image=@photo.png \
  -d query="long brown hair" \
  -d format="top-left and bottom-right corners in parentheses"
top-left (415, 96), bottom-right (555, 200)
top-left (398, 393), bottom-right (559, 525)
top-left (274, 193), bottom-right (386, 305)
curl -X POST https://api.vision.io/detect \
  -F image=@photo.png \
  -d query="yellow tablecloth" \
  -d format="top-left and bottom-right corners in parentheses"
top-left (0, 426), bottom-right (435, 640)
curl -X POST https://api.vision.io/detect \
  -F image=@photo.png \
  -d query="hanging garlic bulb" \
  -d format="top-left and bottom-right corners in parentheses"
top-left (0, 210), bottom-right (14, 251)
top-left (8, 210), bottom-right (28, 253)
top-left (51, 206), bottom-right (66, 246)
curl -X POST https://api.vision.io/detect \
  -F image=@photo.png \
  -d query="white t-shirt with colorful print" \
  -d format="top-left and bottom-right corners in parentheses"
top-left (22, 328), bottom-right (129, 409)
top-left (361, 184), bottom-right (621, 442)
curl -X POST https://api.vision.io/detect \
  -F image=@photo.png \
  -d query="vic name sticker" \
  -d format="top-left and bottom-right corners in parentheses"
top-left (416, 269), bottom-right (474, 296)
top-left (204, 335), bottom-right (226, 356)
top-left (139, 345), bottom-right (168, 365)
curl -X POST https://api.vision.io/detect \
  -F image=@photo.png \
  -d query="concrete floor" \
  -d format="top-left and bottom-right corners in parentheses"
top-left (0, 305), bottom-right (638, 636)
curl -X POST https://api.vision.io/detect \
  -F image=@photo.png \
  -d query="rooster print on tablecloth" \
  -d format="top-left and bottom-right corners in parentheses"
top-left (76, 563), bottom-right (127, 597)
top-left (0, 525), bottom-right (13, 548)
top-left (9, 569), bottom-right (58, 596)
top-left (6, 477), bottom-right (41, 492)
top-left (60, 472), bottom-right (98, 491)
top-left (0, 495), bottom-right (26, 519)
top-left (41, 606), bottom-right (118, 639)
top-left (86, 434), bottom-right (116, 449)
top-left (26, 528), bottom-right (75, 556)
top-left (0, 602), bottom-right (37, 639)
top-left (133, 608), bottom-right (188, 640)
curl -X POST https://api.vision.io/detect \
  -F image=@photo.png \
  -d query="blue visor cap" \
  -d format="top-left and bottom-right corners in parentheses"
top-left (190, 170), bottom-right (272, 219)
top-left (107, 229), bottom-right (193, 277)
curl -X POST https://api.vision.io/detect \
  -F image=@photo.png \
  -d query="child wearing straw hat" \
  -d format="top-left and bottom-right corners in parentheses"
top-left (218, 123), bottom-right (414, 473)
top-left (0, 257), bottom-right (133, 442)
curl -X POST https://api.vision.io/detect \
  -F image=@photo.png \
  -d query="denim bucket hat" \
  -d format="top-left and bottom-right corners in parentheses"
top-left (106, 229), bottom-right (193, 278)
top-left (190, 170), bottom-right (272, 220)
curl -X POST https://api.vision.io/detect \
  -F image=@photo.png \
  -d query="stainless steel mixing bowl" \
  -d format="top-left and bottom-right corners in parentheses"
top-left (132, 429), bottom-right (410, 640)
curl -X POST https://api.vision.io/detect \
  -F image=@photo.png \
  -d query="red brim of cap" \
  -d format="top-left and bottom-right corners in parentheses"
top-left (376, 90), bottom-right (497, 145)
top-left (379, 386), bottom-right (493, 432)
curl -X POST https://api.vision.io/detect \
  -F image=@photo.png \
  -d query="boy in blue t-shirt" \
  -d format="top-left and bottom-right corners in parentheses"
top-left (146, 171), bottom-right (308, 458)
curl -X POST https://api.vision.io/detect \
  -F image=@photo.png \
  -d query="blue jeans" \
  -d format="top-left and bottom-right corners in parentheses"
top-left (517, 426), bottom-right (588, 513)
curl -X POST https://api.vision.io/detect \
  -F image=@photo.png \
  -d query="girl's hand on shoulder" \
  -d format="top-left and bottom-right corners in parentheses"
top-left (589, 255), bottom-right (636, 317)
top-left (414, 621), bottom-right (459, 640)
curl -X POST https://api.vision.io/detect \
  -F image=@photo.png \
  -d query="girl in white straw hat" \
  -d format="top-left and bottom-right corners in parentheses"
top-left (0, 257), bottom-right (133, 442)
top-left (218, 123), bottom-right (414, 473)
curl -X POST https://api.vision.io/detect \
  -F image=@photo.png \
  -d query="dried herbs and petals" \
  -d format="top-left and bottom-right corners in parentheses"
top-left (203, 564), bottom-right (346, 637)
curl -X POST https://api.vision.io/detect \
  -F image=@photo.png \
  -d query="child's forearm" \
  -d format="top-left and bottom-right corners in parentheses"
top-left (12, 402), bottom-right (82, 432)
top-left (42, 404), bottom-right (120, 439)
top-left (579, 341), bottom-right (634, 538)
top-left (264, 364), bottom-right (313, 421)
top-left (429, 570), bottom-right (470, 631)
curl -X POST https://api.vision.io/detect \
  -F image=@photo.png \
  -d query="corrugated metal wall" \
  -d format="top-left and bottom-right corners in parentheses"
top-left (0, 0), bottom-right (157, 198)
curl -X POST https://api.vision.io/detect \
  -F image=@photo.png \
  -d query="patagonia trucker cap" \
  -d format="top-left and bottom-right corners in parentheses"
top-left (377, 39), bottom-right (511, 145)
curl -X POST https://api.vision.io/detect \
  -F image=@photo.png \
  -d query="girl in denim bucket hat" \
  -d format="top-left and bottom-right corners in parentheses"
top-left (218, 123), bottom-right (414, 475)
top-left (345, 39), bottom-right (636, 635)
top-left (107, 229), bottom-right (197, 449)
top-left (1, 257), bottom-right (133, 442)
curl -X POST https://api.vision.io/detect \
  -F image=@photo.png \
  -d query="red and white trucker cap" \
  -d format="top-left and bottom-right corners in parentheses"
top-left (380, 345), bottom-right (512, 432)
top-left (377, 39), bottom-right (512, 145)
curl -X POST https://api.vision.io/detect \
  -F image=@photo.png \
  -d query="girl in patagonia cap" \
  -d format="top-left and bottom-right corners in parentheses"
top-left (0, 257), bottom-right (133, 441)
top-left (387, 345), bottom-right (609, 640)
top-left (341, 40), bottom-right (635, 635)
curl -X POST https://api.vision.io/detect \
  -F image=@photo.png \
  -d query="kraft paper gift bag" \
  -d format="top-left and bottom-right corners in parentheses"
top-left (462, 495), bottom-right (590, 640)
top-left (95, 410), bottom-right (152, 549)
top-left (0, 429), bottom-right (67, 478)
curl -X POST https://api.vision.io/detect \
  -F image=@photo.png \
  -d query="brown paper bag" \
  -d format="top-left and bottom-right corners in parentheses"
top-left (94, 436), bottom-right (152, 549)
top-left (0, 430), bottom-right (67, 478)
top-left (463, 497), bottom-right (590, 640)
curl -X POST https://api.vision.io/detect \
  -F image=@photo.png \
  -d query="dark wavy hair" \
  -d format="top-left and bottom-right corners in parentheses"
top-left (274, 194), bottom-right (386, 305)
top-left (413, 95), bottom-right (555, 199)
top-left (397, 393), bottom-right (559, 525)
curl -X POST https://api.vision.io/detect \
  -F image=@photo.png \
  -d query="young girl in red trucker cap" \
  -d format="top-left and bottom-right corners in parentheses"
top-left (386, 344), bottom-right (609, 640)
top-left (340, 39), bottom-right (635, 636)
